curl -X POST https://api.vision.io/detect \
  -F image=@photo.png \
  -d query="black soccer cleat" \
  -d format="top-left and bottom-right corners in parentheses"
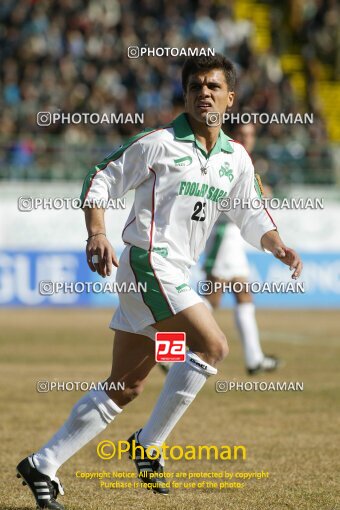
top-left (16, 456), bottom-right (65, 509)
top-left (247, 355), bottom-right (282, 375)
top-left (127, 430), bottom-right (169, 495)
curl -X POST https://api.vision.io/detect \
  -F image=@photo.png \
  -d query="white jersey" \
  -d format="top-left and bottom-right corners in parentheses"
top-left (80, 113), bottom-right (276, 271)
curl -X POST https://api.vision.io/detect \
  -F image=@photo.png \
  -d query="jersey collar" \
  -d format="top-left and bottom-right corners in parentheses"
top-left (172, 112), bottom-right (234, 157)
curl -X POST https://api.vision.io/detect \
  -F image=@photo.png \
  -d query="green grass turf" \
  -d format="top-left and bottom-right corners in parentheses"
top-left (1, 309), bottom-right (339, 510)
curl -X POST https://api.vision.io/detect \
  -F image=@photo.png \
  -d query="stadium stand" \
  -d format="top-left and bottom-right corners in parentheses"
top-left (0, 0), bottom-right (337, 184)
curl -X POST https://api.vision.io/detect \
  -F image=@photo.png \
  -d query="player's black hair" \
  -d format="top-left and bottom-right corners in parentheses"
top-left (182, 53), bottom-right (236, 93)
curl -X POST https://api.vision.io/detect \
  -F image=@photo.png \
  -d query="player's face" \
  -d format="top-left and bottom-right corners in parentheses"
top-left (184, 69), bottom-right (234, 126)
top-left (234, 124), bottom-right (256, 153)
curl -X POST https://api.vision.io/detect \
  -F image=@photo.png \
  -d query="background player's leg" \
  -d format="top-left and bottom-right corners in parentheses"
top-left (138, 302), bottom-right (227, 449)
top-left (233, 280), bottom-right (280, 374)
top-left (232, 278), bottom-right (264, 370)
top-left (32, 331), bottom-right (156, 480)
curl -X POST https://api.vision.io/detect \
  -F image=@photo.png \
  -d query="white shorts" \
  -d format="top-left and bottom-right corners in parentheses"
top-left (110, 245), bottom-right (203, 340)
top-left (204, 222), bottom-right (250, 281)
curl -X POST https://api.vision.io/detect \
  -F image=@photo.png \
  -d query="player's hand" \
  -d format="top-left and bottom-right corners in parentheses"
top-left (273, 245), bottom-right (303, 279)
top-left (86, 236), bottom-right (119, 277)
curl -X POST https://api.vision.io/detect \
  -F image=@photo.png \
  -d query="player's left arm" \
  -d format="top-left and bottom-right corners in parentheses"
top-left (224, 147), bottom-right (302, 279)
top-left (261, 229), bottom-right (302, 279)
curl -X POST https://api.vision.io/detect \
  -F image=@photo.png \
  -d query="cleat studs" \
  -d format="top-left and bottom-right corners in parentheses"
top-left (22, 481), bottom-right (27, 486)
top-left (17, 473), bottom-right (21, 478)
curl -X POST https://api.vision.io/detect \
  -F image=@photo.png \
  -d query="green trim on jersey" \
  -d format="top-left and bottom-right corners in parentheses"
top-left (172, 113), bottom-right (234, 158)
top-left (204, 222), bottom-right (227, 274)
top-left (130, 246), bottom-right (173, 322)
top-left (80, 128), bottom-right (156, 204)
top-left (254, 174), bottom-right (263, 199)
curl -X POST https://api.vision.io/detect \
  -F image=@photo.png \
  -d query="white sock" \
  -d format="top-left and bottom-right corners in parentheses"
top-left (234, 303), bottom-right (264, 369)
top-left (33, 389), bottom-right (122, 479)
top-left (138, 351), bottom-right (217, 451)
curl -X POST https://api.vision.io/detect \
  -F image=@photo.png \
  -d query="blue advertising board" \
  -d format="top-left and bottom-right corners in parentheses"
top-left (0, 250), bottom-right (339, 308)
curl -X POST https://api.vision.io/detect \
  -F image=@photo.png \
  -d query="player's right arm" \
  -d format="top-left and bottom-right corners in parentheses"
top-left (84, 206), bottom-right (118, 277)
top-left (80, 137), bottom-right (151, 277)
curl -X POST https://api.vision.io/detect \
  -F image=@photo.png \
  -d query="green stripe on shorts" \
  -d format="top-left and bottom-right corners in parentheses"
top-left (204, 222), bottom-right (227, 275)
top-left (129, 246), bottom-right (173, 322)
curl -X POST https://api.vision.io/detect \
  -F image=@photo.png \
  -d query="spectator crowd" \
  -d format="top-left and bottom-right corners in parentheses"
top-left (0, 0), bottom-right (336, 184)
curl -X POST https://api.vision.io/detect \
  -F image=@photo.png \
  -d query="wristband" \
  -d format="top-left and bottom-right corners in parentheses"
top-left (86, 233), bottom-right (106, 242)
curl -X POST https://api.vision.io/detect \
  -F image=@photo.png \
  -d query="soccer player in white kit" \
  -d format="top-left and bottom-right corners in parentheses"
top-left (17, 54), bottom-right (302, 509)
top-left (203, 122), bottom-right (280, 374)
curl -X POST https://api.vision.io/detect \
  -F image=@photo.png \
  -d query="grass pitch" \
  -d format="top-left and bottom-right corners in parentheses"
top-left (1, 309), bottom-right (339, 510)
